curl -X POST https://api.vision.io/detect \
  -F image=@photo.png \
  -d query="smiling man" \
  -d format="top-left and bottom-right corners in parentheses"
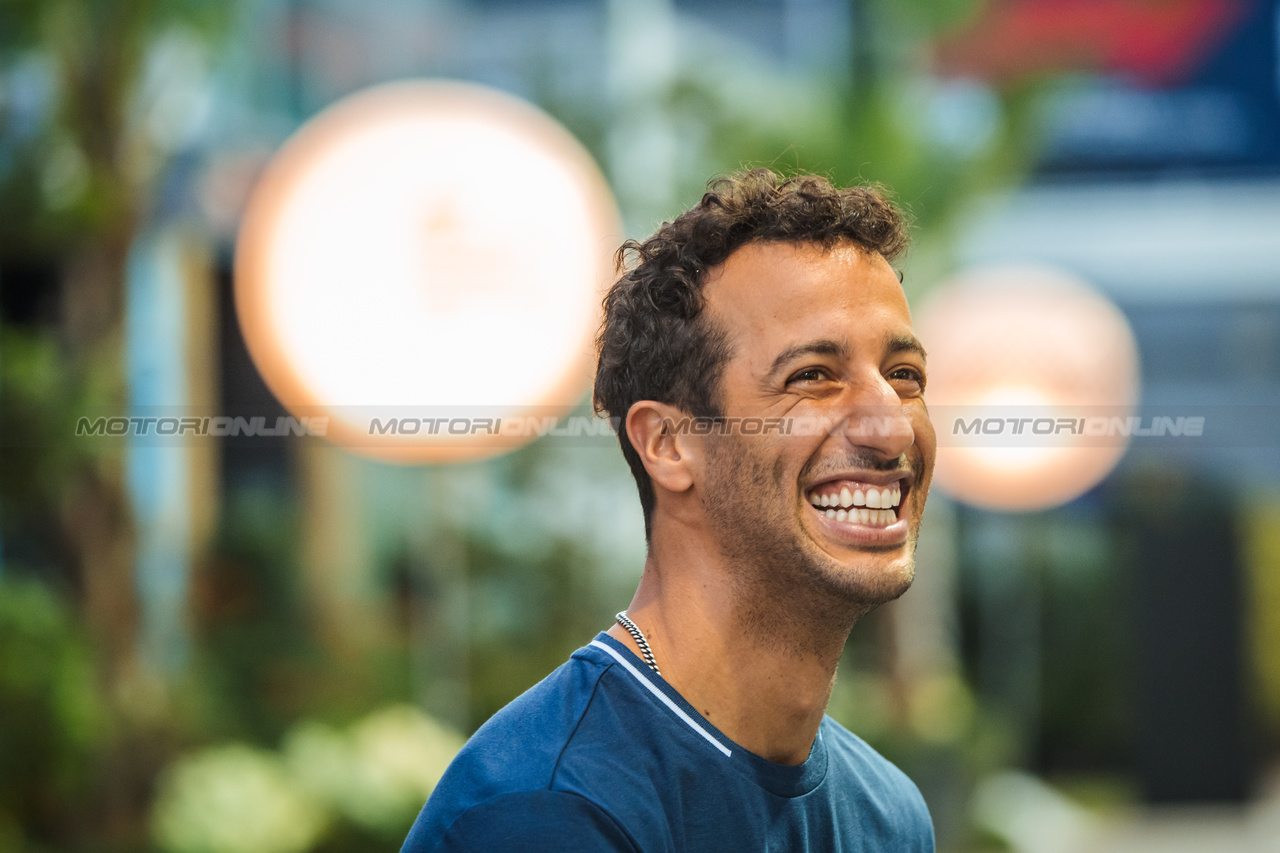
top-left (402, 170), bottom-right (936, 852)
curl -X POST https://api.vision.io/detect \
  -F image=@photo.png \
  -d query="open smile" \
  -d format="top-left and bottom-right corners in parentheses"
top-left (804, 476), bottom-right (912, 546)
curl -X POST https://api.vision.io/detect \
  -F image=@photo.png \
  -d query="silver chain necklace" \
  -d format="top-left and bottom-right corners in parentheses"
top-left (614, 611), bottom-right (661, 676)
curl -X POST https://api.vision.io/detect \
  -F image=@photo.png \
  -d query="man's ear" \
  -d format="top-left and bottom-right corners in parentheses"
top-left (625, 401), bottom-right (698, 495)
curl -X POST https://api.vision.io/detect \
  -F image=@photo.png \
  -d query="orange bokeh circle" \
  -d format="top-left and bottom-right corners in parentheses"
top-left (235, 81), bottom-right (623, 463)
top-left (915, 265), bottom-right (1140, 511)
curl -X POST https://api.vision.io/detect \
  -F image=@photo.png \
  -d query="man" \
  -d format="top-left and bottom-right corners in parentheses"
top-left (402, 169), bottom-right (937, 852)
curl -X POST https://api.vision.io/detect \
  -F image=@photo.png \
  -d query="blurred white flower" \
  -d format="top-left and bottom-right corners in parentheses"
top-left (151, 704), bottom-right (463, 852)
top-left (151, 744), bottom-right (328, 853)
top-left (284, 704), bottom-right (464, 833)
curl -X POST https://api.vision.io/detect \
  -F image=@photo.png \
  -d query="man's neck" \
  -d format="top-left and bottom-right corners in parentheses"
top-left (608, 542), bottom-right (855, 766)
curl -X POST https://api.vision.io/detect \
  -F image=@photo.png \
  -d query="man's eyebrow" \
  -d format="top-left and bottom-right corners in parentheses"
top-left (767, 339), bottom-right (847, 377)
top-left (888, 333), bottom-right (927, 363)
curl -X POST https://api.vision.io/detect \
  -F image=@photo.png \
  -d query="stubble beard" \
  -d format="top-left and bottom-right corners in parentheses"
top-left (701, 435), bottom-right (921, 661)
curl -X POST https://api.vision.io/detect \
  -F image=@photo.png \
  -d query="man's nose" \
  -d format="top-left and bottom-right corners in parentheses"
top-left (834, 374), bottom-right (915, 459)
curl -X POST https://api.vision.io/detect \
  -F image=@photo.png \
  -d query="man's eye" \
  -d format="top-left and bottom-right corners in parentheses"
top-left (789, 367), bottom-right (827, 383)
top-left (889, 366), bottom-right (926, 388)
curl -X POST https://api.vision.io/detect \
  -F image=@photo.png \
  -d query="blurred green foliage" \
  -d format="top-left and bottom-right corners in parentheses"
top-left (0, 575), bottom-right (107, 849)
top-left (0, 330), bottom-right (88, 555)
top-left (0, 0), bottom-right (233, 255)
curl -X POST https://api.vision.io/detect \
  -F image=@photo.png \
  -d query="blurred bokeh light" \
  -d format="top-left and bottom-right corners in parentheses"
top-left (917, 265), bottom-right (1140, 511)
top-left (235, 80), bottom-right (622, 462)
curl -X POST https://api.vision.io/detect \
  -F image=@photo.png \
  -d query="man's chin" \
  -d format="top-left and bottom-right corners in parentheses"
top-left (809, 549), bottom-right (917, 611)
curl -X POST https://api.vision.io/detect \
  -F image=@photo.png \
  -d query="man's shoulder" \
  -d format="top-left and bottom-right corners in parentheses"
top-left (429, 643), bottom-right (614, 794)
top-left (402, 641), bottom-right (635, 852)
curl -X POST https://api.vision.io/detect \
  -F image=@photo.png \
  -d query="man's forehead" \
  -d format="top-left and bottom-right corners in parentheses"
top-left (702, 240), bottom-right (911, 334)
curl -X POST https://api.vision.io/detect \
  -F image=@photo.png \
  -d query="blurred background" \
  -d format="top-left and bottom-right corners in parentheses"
top-left (3, 0), bottom-right (1280, 851)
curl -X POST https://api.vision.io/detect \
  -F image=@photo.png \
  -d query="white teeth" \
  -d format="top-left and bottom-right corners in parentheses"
top-left (812, 505), bottom-right (903, 527)
top-left (813, 485), bottom-right (903, 515)
top-left (814, 502), bottom-right (901, 527)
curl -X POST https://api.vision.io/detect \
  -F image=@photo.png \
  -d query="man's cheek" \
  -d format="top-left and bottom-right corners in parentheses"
top-left (911, 405), bottom-right (936, 452)
top-left (911, 408), bottom-right (937, 491)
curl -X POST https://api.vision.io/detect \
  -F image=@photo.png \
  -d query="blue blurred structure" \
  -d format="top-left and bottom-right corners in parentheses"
top-left (127, 230), bottom-right (195, 675)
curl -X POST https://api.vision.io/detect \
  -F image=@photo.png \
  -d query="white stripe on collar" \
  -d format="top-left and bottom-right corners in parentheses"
top-left (590, 639), bottom-right (732, 758)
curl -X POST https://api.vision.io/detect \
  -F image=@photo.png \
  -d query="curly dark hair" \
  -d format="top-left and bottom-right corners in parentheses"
top-left (593, 168), bottom-right (910, 538)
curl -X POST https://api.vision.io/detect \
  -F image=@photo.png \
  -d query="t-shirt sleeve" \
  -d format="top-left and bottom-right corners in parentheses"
top-left (405, 789), bottom-right (641, 853)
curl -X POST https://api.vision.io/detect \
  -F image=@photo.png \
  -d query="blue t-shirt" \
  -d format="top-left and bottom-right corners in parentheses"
top-left (402, 633), bottom-right (934, 852)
